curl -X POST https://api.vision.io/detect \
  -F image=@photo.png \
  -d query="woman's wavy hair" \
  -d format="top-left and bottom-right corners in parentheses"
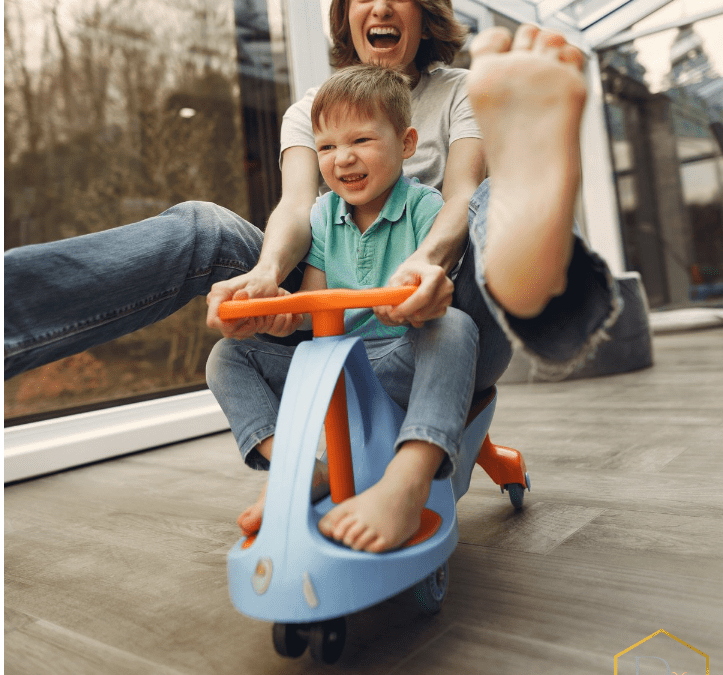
top-left (329, 0), bottom-right (468, 71)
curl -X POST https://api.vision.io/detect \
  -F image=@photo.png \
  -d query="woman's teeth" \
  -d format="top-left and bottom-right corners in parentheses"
top-left (368, 27), bottom-right (400, 48)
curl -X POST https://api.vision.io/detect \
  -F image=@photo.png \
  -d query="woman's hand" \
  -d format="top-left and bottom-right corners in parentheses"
top-left (206, 145), bottom-right (319, 339)
top-left (374, 259), bottom-right (454, 329)
top-left (206, 269), bottom-right (291, 339)
top-left (372, 138), bottom-right (484, 329)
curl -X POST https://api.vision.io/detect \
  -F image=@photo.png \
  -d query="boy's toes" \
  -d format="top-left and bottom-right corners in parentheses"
top-left (332, 514), bottom-right (358, 542)
top-left (342, 520), bottom-right (367, 548)
top-left (318, 510), bottom-right (342, 537)
top-left (364, 535), bottom-right (388, 554)
top-left (237, 506), bottom-right (262, 536)
top-left (351, 528), bottom-right (378, 551)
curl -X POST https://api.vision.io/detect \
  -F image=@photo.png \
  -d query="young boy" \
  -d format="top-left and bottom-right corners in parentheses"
top-left (206, 64), bottom-right (479, 553)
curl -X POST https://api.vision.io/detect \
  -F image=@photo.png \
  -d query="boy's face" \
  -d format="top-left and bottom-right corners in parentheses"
top-left (314, 105), bottom-right (417, 218)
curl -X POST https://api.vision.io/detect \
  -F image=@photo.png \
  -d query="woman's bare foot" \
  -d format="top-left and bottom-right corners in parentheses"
top-left (467, 24), bottom-right (588, 318)
top-left (318, 441), bottom-right (445, 553)
top-left (237, 459), bottom-right (330, 537)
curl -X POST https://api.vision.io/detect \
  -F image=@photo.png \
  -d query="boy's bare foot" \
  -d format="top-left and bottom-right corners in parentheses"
top-left (467, 24), bottom-right (588, 318)
top-left (237, 459), bottom-right (330, 537)
top-left (318, 442), bottom-right (444, 553)
top-left (237, 481), bottom-right (268, 537)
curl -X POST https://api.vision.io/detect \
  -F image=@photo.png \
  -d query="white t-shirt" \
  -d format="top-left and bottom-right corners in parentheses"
top-left (279, 65), bottom-right (482, 194)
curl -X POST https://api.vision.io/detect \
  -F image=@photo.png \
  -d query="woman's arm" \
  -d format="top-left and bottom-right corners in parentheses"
top-left (418, 137), bottom-right (487, 272)
top-left (206, 146), bottom-right (319, 338)
top-left (377, 137), bottom-right (487, 327)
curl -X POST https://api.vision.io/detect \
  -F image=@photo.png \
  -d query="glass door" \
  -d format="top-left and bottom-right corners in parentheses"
top-left (4, 0), bottom-right (293, 422)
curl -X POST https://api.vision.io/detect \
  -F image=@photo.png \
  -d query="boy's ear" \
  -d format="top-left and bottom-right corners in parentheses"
top-left (402, 127), bottom-right (418, 159)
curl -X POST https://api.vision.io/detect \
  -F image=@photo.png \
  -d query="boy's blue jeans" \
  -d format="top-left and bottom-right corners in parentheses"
top-left (205, 308), bottom-right (478, 482)
top-left (4, 180), bottom-right (619, 385)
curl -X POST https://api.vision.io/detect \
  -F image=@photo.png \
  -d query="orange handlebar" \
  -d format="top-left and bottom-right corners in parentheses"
top-left (219, 286), bottom-right (417, 322)
top-left (219, 286), bottom-right (419, 504)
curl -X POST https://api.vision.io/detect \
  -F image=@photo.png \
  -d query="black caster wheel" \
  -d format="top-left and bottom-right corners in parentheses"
top-left (507, 483), bottom-right (525, 509)
top-left (506, 472), bottom-right (530, 509)
top-left (411, 559), bottom-right (449, 614)
top-left (272, 622), bottom-right (308, 658)
top-left (308, 617), bottom-right (346, 664)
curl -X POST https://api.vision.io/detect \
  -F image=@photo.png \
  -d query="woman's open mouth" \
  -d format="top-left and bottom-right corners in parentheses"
top-left (367, 26), bottom-right (401, 50)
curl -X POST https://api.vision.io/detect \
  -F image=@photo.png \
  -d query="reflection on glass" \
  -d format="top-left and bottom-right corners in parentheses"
top-left (4, 0), bottom-right (291, 422)
top-left (559, 0), bottom-right (629, 27)
top-left (599, 11), bottom-right (723, 308)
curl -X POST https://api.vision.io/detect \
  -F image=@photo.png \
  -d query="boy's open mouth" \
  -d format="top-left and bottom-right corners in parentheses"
top-left (367, 26), bottom-right (400, 50)
top-left (340, 174), bottom-right (367, 184)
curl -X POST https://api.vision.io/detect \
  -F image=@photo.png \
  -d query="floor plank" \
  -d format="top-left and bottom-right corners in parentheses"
top-left (5, 328), bottom-right (723, 674)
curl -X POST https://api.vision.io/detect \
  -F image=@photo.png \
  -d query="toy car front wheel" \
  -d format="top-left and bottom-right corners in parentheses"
top-left (411, 559), bottom-right (449, 614)
top-left (308, 617), bottom-right (346, 664)
top-left (272, 622), bottom-right (308, 658)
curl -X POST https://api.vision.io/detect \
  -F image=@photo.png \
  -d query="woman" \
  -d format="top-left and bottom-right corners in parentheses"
top-left (5, 1), bottom-right (618, 393)
top-left (207, 3), bottom-right (621, 551)
top-left (6, 1), bottom-right (619, 549)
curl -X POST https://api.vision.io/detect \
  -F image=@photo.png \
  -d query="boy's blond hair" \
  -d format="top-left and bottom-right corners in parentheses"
top-left (311, 64), bottom-right (412, 136)
top-left (329, 0), bottom-right (467, 71)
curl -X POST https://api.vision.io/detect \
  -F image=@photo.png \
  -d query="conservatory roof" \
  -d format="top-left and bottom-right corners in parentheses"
top-left (453, 0), bottom-right (723, 51)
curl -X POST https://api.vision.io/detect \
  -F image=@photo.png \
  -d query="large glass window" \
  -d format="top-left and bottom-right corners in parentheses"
top-left (599, 2), bottom-right (723, 308)
top-left (4, 0), bottom-right (292, 422)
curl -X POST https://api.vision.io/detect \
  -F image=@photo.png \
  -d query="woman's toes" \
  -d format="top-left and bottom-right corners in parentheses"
top-left (469, 26), bottom-right (513, 57)
top-left (533, 28), bottom-right (568, 54)
top-left (559, 44), bottom-right (586, 71)
top-left (511, 23), bottom-right (540, 50)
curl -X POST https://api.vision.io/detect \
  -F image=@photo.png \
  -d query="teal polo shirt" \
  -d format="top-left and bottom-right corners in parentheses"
top-left (307, 175), bottom-right (444, 339)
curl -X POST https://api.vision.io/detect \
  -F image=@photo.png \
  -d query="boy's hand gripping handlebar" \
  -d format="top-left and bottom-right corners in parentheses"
top-left (219, 286), bottom-right (417, 337)
top-left (218, 286), bottom-right (418, 504)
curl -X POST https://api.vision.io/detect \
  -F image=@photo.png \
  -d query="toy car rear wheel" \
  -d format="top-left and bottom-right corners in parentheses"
top-left (507, 483), bottom-right (525, 509)
top-left (412, 559), bottom-right (449, 614)
top-left (308, 617), bottom-right (346, 664)
top-left (272, 622), bottom-right (308, 658)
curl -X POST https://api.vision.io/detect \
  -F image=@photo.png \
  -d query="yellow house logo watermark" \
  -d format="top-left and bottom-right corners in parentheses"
top-left (615, 630), bottom-right (709, 675)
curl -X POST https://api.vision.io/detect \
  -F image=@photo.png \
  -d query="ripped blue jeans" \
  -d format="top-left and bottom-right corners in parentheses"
top-left (4, 180), bottom-right (619, 383)
top-left (4, 180), bottom-right (619, 495)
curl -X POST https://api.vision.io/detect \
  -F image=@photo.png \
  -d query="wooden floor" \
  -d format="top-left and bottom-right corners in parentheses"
top-left (5, 328), bottom-right (722, 675)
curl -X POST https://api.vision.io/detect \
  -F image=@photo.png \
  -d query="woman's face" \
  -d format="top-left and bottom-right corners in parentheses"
top-left (348, 0), bottom-right (425, 80)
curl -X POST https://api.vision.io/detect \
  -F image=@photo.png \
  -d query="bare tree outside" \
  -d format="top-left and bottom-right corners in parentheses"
top-left (4, 0), bottom-right (289, 420)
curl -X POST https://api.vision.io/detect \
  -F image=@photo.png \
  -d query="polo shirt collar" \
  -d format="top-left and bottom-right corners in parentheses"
top-left (332, 174), bottom-right (410, 228)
